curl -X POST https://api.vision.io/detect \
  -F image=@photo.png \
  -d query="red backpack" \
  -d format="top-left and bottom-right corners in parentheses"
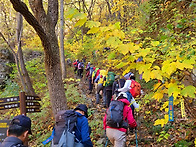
top-left (129, 80), bottom-right (141, 97)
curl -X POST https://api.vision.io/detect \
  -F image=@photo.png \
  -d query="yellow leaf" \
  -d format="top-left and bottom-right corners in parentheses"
top-left (164, 114), bottom-right (169, 124)
top-left (142, 70), bottom-right (151, 82)
top-left (118, 44), bottom-right (130, 55)
top-left (138, 48), bottom-right (151, 57)
top-left (87, 27), bottom-right (99, 34)
top-left (151, 70), bottom-right (163, 81)
top-left (153, 92), bottom-right (163, 101)
top-left (160, 101), bottom-right (169, 111)
top-left (165, 108), bottom-right (169, 112)
top-left (75, 18), bottom-right (87, 27)
top-left (151, 41), bottom-right (160, 46)
top-left (145, 111), bottom-right (151, 114)
top-left (154, 82), bottom-right (162, 90)
top-left (154, 119), bottom-right (165, 127)
top-left (126, 43), bottom-right (140, 53)
top-left (168, 83), bottom-right (181, 99)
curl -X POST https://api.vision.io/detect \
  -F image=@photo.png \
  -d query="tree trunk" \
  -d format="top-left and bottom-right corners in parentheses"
top-left (16, 12), bottom-right (36, 96)
top-left (60, 0), bottom-right (66, 79)
top-left (10, 0), bottom-right (67, 115)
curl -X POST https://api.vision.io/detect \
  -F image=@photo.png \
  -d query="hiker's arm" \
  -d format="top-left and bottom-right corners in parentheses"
top-left (103, 113), bottom-right (107, 130)
top-left (127, 107), bottom-right (137, 128)
top-left (118, 80), bottom-right (130, 92)
top-left (81, 119), bottom-right (93, 147)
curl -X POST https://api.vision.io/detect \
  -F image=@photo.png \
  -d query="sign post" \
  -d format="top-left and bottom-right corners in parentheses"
top-left (0, 92), bottom-right (41, 143)
top-left (19, 92), bottom-right (26, 115)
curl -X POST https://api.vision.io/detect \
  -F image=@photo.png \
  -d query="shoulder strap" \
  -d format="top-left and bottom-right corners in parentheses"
top-left (117, 79), bottom-right (121, 88)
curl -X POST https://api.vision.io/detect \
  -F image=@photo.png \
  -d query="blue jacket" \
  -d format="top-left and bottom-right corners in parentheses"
top-left (75, 112), bottom-right (93, 147)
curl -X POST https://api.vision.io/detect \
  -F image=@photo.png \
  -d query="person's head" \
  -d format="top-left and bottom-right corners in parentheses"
top-left (115, 75), bottom-right (120, 80)
top-left (127, 72), bottom-right (135, 80)
top-left (115, 92), bottom-right (128, 100)
top-left (74, 104), bottom-right (88, 118)
top-left (7, 115), bottom-right (32, 142)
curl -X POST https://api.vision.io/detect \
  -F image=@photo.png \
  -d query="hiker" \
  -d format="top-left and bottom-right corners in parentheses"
top-left (78, 60), bottom-right (84, 78)
top-left (85, 62), bottom-right (91, 71)
top-left (0, 115), bottom-right (32, 147)
top-left (117, 73), bottom-right (140, 116)
top-left (86, 66), bottom-right (95, 94)
top-left (112, 75), bottom-right (126, 99)
top-left (67, 58), bottom-right (72, 66)
top-left (104, 71), bottom-right (116, 108)
top-left (94, 69), bottom-right (108, 107)
top-left (103, 92), bottom-right (137, 147)
top-left (74, 104), bottom-right (93, 147)
top-left (43, 104), bottom-right (93, 147)
top-left (73, 59), bottom-right (79, 74)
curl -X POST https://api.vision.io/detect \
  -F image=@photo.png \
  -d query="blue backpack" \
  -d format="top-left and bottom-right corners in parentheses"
top-left (42, 110), bottom-right (84, 147)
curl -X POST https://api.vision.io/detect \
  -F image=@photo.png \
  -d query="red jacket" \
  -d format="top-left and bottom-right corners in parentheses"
top-left (103, 98), bottom-right (137, 132)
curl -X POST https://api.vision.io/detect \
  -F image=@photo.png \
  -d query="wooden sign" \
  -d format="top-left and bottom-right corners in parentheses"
top-left (0, 92), bottom-right (41, 114)
top-left (26, 108), bottom-right (41, 113)
top-left (26, 96), bottom-right (41, 101)
top-left (0, 120), bottom-right (10, 142)
top-left (0, 96), bottom-right (19, 104)
top-left (26, 102), bottom-right (40, 106)
top-left (0, 103), bottom-right (20, 110)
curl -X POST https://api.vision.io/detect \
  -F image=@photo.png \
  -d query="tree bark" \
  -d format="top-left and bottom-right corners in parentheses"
top-left (10, 0), bottom-right (67, 115)
top-left (60, 0), bottom-right (66, 79)
top-left (16, 12), bottom-right (36, 96)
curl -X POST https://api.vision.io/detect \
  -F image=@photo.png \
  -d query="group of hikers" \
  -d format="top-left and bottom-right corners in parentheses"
top-left (0, 59), bottom-right (143, 147)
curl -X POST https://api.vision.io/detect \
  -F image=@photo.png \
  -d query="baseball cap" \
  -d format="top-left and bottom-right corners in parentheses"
top-left (11, 115), bottom-right (32, 134)
top-left (74, 104), bottom-right (88, 118)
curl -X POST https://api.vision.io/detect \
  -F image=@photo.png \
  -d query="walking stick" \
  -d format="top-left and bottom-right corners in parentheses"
top-left (135, 128), bottom-right (138, 147)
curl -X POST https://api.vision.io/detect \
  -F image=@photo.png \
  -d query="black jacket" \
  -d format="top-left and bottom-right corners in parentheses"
top-left (0, 136), bottom-right (26, 147)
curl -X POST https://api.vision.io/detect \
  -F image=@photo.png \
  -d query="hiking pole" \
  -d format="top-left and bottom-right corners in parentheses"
top-left (135, 129), bottom-right (138, 147)
top-left (105, 136), bottom-right (108, 147)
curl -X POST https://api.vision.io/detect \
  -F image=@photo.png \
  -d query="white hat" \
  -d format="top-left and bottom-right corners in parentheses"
top-left (115, 92), bottom-right (127, 100)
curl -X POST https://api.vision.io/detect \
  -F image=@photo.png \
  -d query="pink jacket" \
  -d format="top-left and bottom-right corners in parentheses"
top-left (103, 99), bottom-right (137, 132)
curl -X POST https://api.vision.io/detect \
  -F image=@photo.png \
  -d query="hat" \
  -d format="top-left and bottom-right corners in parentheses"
top-left (124, 72), bottom-right (134, 80)
top-left (115, 92), bottom-right (128, 100)
top-left (11, 115), bottom-right (32, 134)
top-left (115, 75), bottom-right (120, 80)
top-left (74, 104), bottom-right (88, 118)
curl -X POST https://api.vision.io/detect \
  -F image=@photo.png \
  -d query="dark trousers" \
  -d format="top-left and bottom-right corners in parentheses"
top-left (78, 69), bottom-right (83, 78)
top-left (88, 79), bottom-right (93, 91)
top-left (106, 90), bottom-right (112, 108)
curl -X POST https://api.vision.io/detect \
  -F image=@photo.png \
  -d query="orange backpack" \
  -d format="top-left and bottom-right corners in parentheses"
top-left (129, 80), bottom-right (141, 97)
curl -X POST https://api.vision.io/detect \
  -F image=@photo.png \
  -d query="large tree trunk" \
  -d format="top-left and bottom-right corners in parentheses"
top-left (10, 0), bottom-right (67, 115)
top-left (16, 12), bottom-right (36, 96)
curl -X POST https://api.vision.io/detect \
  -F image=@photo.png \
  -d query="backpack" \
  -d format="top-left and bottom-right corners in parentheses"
top-left (129, 80), bottom-right (141, 97)
top-left (106, 100), bottom-right (128, 128)
top-left (78, 63), bottom-right (84, 69)
top-left (42, 110), bottom-right (84, 147)
top-left (89, 67), bottom-right (94, 77)
top-left (105, 72), bottom-right (115, 87)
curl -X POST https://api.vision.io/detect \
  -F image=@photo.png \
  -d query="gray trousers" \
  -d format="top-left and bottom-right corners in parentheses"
top-left (106, 128), bottom-right (126, 147)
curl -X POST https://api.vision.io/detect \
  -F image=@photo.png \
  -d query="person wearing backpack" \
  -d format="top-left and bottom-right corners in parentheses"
top-left (94, 69), bottom-right (108, 106)
top-left (78, 61), bottom-right (84, 78)
top-left (73, 59), bottom-right (79, 74)
top-left (74, 104), bottom-right (93, 147)
top-left (103, 92), bottom-right (137, 147)
top-left (0, 115), bottom-right (32, 147)
top-left (112, 75), bottom-right (126, 100)
top-left (104, 71), bottom-right (116, 108)
top-left (117, 73), bottom-right (140, 117)
top-left (86, 66), bottom-right (95, 94)
top-left (43, 104), bottom-right (93, 147)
